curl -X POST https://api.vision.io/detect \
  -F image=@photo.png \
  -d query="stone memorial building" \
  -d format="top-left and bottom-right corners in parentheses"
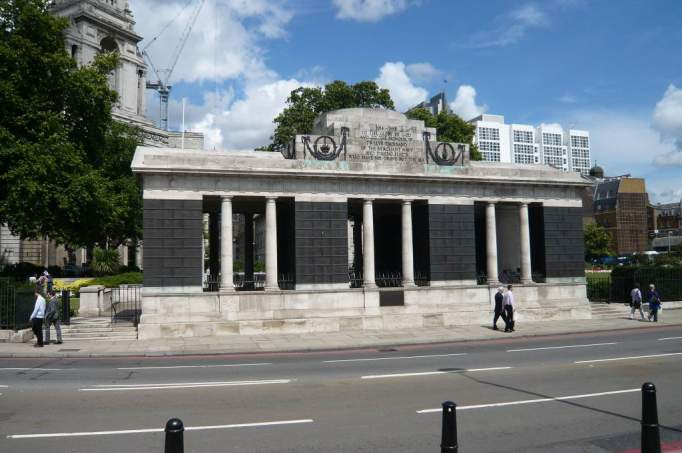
top-left (132, 108), bottom-right (591, 339)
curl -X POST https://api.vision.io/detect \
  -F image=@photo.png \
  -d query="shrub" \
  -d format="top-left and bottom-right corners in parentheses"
top-left (0, 262), bottom-right (44, 281)
top-left (91, 247), bottom-right (120, 276)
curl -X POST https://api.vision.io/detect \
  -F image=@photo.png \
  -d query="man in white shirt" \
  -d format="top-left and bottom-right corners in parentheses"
top-left (502, 284), bottom-right (515, 332)
top-left (29, 289), bottom-right (46, 347)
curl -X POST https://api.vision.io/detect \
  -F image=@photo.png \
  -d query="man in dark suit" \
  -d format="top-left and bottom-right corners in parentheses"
top-left (493, 286), bottom-right (505, 330)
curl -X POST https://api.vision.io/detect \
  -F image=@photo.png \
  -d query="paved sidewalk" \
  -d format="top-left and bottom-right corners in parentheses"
top-left (2, 307), bottom-right (682, 358)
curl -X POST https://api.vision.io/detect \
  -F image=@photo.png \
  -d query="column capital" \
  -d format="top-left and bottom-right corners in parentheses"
top-left (221, 195), bottom-right (233, 201)
top-left (486, 201), bottom-right (496, 207)
top-left (364, 198), bottom-right (375, 203)
top-left (402, 199), bottom-right (413, 205)
top-left (519, 202), bottom-right (529, 208)
top-left (265, 196), bottom-right (278, 202)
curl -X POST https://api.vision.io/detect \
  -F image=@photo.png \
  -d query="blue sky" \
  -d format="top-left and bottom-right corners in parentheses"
top-left (132, 0), bottom-right (682, 202)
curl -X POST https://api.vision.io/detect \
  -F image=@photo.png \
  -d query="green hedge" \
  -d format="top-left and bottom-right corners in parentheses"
top-left (85, 272), bottom-right (143, 288)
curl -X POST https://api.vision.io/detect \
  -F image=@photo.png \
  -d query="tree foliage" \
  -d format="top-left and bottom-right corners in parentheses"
top-left (0, 0), bottom-right (141, 247)
top-left (584, 222), bottom-right (614, 260)
top-left (405, 108), bottom-right (483, 160)
top-left (270, 80), bottom-right (394, 149)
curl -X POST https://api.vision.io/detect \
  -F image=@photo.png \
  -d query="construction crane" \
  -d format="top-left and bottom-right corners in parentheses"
top-left (142, 0), bottom-right (205, 130)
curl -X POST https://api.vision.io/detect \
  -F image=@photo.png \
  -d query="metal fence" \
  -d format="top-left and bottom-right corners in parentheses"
top-left (111, 285), bottom-right (142, 325)
top-left (587, 269), bottom-right (682, 303)
top-left (0, 279), bottom-right (15, 330)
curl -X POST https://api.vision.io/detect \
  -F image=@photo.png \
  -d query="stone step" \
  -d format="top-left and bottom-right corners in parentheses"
top-left (61, 332), bottom-right (138, 340)
top-left (60, 327), bottom-right (137, 334)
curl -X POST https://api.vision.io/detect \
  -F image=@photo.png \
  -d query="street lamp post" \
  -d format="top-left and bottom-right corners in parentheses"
top-left (669, 231), bottom-right (673, 254)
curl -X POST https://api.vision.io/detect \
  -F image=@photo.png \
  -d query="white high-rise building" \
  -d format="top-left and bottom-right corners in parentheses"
top-left (469, 114), bottom-right (591, 175)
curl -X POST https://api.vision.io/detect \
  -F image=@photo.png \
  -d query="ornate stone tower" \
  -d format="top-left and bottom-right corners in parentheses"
top-left (51, 0), bottom-right (151, 128)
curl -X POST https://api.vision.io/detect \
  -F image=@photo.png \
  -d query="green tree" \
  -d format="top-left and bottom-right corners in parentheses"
top-left (405, 108), bottom-right (483, 160)
top-left (270, 80), bottom-right (394, 149)
top-left (0, 0), bottom-right (141, 248)
top-left (584, 223), bottom-right (614, 261)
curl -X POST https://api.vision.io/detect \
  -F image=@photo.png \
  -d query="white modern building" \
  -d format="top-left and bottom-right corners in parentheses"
top-left (469, 114), bottom-right (591, 175)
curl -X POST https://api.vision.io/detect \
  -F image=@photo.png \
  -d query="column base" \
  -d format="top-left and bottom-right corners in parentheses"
top-left (363, 282), bottom-right (377, 289)
top-left (402, 280), bottom-right (416, 288)
top-left (520, 279), bottom-right (533, 285)
top-left (488, 280), bottom-right (501, 287)
top-left (219, 286), bottom-right (235, 292)
top-left (264, 285), bottom-right (280, 291)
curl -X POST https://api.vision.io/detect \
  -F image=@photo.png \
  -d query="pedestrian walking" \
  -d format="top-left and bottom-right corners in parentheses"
top-left (43, 291), bottom-right (63, 345)
top-left (493, 286), bottom-right (506, 330)
top-left (647, 284), bottom-right (662, 322)
top-left (503, 284), bottom-right (515, 332)
top-left (45, 270), bottom-right (54, 293)
top-left (629, 283), bottom-right (645, 320)
top-left (35, 273), bottom-right (47, 296)
top-left (29, 289), bottom-right (46, 347)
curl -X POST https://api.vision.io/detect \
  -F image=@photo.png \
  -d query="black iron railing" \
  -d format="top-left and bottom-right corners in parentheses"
top-left (415, 271), bottom-right (430, 287)
top-left (278, 273), bottom-right (295, 290)
top-left (375, 272), bottom-right (402, 288)
top-left (111, 285), bottom-right (141, 326)
top-left (0, 278), bottom-right (15, 330)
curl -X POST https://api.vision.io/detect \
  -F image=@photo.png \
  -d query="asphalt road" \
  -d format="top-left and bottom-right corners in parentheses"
top-left (2, 326), bottom-right (682, 452)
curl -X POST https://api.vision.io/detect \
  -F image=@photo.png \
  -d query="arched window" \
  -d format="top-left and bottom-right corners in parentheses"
top-left (99, 36), bottom-right (120, 92)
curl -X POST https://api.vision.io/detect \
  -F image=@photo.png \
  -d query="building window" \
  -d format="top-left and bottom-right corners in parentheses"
top-left (543, 133), bottom-right (562, 146)
top-left (513, 130), bottom-right (533, 143)
top-left (513, 143), bottom-right (535, 164)
top-left (479, 127), bottom-right (500, 141)
top-left (479, 140), bottom-right (501, 161)
top-left (571, 135), bottom-right (589, 148)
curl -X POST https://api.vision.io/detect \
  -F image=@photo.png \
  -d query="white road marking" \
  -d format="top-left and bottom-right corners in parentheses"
top-left (507, 342), bottom-right (617, 352)
top-left (361, 366), bottom-right (512, 380)
top-left (658, 337), bottom-right (682, 341)
top-left (324, 353), bottom-right (467, 363)
top-left (575, 352), bottom-right (682, 364)
top-left (7, 419), bottom-right (314, 439)
top-left (0, 385), bottom-right (8, 388)
top-left (80, 379), bottom-right (291, 392)
top-left (117, 363), bottom-right (272, 370)
top-left (0, 368), bottom-right (63, 371)
top-left (416, 388), bottom-right (640, 413)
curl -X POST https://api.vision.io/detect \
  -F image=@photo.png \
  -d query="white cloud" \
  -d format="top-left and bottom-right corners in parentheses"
top-left (332, 0), bottom-right (414, 22)
top-left (465, 3), bottom-right (549, 48)
top-left (375, 62), bottom-right (428, 112)
top-left (182, 78), bottom-right (316, 150)
top-left (652, 84), bottom-right (682, 167)
top-left (562, 109), bottom-right (681, 202)
top-left (132, 0), bottom-right (292, 84)
top-left (449, 85), bottom-right (487, 121)
top-left (405, 63), bottom-right (442, 82)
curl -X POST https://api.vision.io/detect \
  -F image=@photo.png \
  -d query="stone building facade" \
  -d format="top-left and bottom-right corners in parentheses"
top-left (132, 108), bottom-right (591, 339)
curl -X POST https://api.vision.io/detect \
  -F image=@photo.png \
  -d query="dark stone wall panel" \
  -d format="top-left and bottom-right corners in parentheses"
top-left (143, 199), bottom-right (202, 287)
top-left (428, 204), bottom-right (477, 281)
top-left (543, 206), bottom-right (585, 278)
top-left (295, 202), bottom-right (349, 285)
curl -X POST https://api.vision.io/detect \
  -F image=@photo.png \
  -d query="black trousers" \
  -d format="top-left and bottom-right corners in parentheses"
top-left (504, 306), bottom-right (515, 331)
top-left (32, 318), bottom-right (44, 345)
top-left (493, 310), bottom-right (506, 328)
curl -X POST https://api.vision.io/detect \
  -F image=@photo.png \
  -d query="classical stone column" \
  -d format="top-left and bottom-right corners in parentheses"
top-left (220, 196), bottom-right (234, 291)
top-left (486, 202), bottom-right (499, 285)
top-left (401, 200), bottom-right (415, 287)
top-left (362, 199), bottom-right (376, 288)
top-left (244, 214), bottom-right (254, 289)
top-left (264, 197), bottom-right (279, 290)
top-left (519, 202), bottom-right (533, 284)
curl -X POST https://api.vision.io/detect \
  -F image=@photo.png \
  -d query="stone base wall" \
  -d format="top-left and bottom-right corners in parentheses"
top-left (138, 283), bottom-right (591, 339)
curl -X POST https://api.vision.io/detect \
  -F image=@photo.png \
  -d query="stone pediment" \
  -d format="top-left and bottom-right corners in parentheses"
top-left (283, 108), bottom-right (470, 170)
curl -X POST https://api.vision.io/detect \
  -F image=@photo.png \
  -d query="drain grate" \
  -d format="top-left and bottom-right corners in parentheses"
top-left (58, 349), bottom-right (80, 352)
top-left (377, 348), bottom-right (398, 352)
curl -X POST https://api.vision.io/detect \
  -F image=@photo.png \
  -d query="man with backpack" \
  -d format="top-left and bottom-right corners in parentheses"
top-left (43, 291), bottom-right (63, 345)
top-left (629, 283), bottom-right (645, 320)
top-left (647, 284), bottom-right (662, 322)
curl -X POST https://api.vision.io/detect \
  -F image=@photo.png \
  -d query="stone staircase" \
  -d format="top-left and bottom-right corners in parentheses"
top-left (589, 302), bottom-right (629, 319)
top-left (59, 317), bottom-right (138, 341)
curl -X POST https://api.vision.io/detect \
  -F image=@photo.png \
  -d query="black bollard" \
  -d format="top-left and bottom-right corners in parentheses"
top-left (441, 401), bottom-right (458, 452)
top-left (165, 418), bottom-right (184, 453)
top-left (641, 383), bottom-right (661, 453)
